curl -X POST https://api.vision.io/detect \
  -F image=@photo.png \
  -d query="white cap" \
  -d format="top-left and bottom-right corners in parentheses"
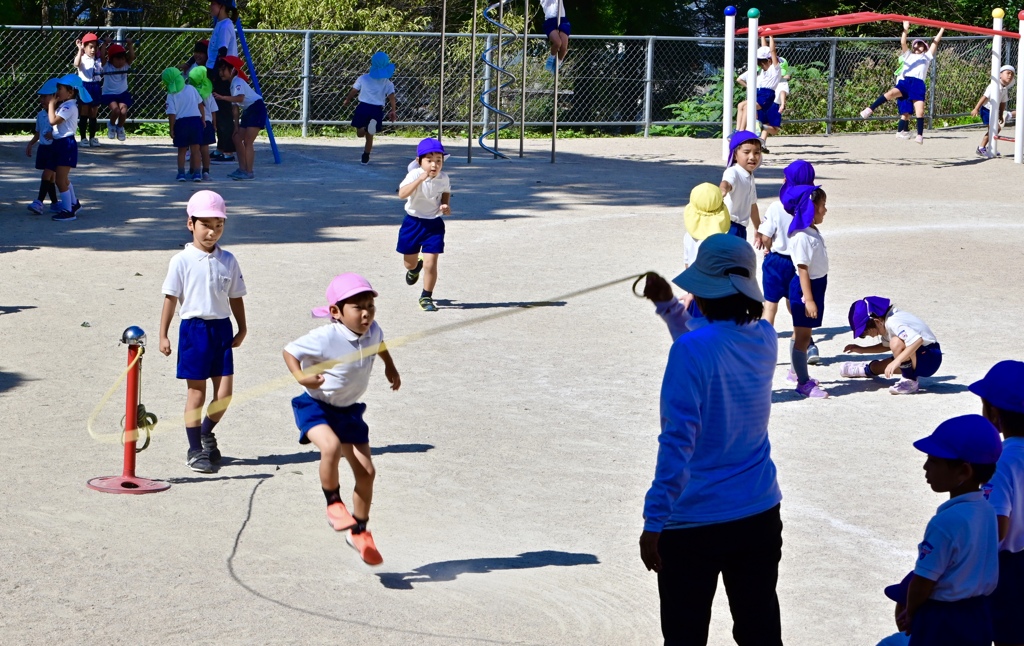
top-left (756, 46), bottom-right (771, 60)
top-left (1000, 64), bottom-right (1016, 75)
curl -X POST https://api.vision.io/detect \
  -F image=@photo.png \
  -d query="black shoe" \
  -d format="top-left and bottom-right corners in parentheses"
top-left (761, 146), bottom-right (771, 154)
top-left (71, 201), bottom-right (81, 214)
top-left (51, 211), bottom-right (77, 222)
top-left (405, 258), bottom-right (423, 285)
top-left (360, 152), bottom-right (370, 165)
top-left (201, 432), bottom-right (221, 463)
top-left (186, 449), bottom-right (214, 473)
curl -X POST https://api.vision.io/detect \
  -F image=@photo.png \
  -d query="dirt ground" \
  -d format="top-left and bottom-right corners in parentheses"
top-left (1, 128), bottom-right (1022, 645)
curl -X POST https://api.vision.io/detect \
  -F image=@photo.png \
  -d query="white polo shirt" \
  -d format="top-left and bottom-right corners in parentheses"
top-left (757, 64), bottom-right (781, 91)
top-left (206, 18), bottom-right (238, 69)
top-left (202, 94), bottom-right (218, 123)
top-left (986, 437), bottom-right (1024, 553)
top-left (915, 491), bottom-right (999, 601)
top-left (284, 321), bottom-right (384, 408)
top-left (986, 82), bottom-right (1011, 104)
top-left (881, 309), bottom-right (937, 348)
top-left (165, 85), bottom-right (203, 119)
top-left (53, 100), bottom-right (79, 139)
top-left (788, 226), bottom-right (828, 279)
top-left (902, 52), bottom-right (933, 81)
top-left (77, 53), bottom-right (101, 82)
top-left (161, 244), bottom-right (247, 320)
top-left (35, 111), bottom-right (53, 145)
top-left (401, 168), bottom-right (451, 219)
top-left (102, 62), bottom-right (130, 94)
top-left (540, 0), bottom-right (566, 20)
top-left (722, 165), bottom-right (757, 226)
top-left (230, 77), bottom-right (262, 110)
top-left (757, 201), bottom-right (793, 255)
top-left (353, 74), bottom-right (395, 107)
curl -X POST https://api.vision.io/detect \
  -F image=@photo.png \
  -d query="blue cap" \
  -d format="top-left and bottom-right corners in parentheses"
top-left (781, 159), bottom-right (815, 196)
top-left (913, 414), bottom-right (1002, 464)
top-left (848, 296), bottom-right (892, 337)
top-left (369, 51), bottom-right (396, 79)
top-left (56, 73), bottom-right (93, 104)
top-left (38, 78), bottom-right (60, 95)
top-left (416, 137), bottom-right (447, 158)
top-left (969, 361), bottom-right (1024, 414)
top-left (726, 130), bottom-right (761, 167)
top-left (884, 571), bottom-right (913, 604)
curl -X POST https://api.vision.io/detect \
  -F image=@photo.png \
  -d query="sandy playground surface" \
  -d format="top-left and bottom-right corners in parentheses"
top-left (1, 129), bottom-right (1022, 645)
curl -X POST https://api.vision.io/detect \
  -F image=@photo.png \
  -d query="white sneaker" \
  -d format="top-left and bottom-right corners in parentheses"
top-left (889, 378), bottom-right (920, 395)
top-left (89, 136), bottom-right (101, 147)
top-left (915, 135), bottom-right (924, 145)
top-left (840, 362), bottom-right (870, 378)
top-left (27, 200), bottom-right (44, 214)
top-left (116, 126), bottom-right (126, 141)
top-left (367, 118), bottom-right (378, 135)
top-left (107, 124), bottom-right (116, 139)
top-left (860, 107), bottom-right (873, 119)
top-left (896, 131), bottom-right (911, 139)
top-left (806, 343), bottom-right (820, 365)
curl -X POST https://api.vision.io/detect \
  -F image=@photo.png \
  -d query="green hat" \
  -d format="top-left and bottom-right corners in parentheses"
top-left (161, 67), bottom-right (185, 94)
top-left (187, 65), bottom-right (213, 100)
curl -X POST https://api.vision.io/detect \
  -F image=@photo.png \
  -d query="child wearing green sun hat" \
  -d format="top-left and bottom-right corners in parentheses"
top-left (188, 65), bottom-right (218, 181)
top-left (163, 67), bottom-right (205, 182)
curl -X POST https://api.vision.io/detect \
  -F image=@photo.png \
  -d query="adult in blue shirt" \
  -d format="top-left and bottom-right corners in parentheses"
top-left (639, 233), bottom-right (783, 646)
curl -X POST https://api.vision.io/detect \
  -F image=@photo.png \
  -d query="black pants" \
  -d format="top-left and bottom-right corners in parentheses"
top-left (658, 504), bottom-right (783, 646)
top-left (207, 67), bottom-right (237, 153)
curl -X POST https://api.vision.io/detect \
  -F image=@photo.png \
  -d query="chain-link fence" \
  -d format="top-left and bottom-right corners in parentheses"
top-left (0, 25), bottom-right (1015, 136)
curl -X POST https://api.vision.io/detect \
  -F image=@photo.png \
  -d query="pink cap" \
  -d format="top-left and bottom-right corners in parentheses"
top-left (311, 273), bottom-right (378, 318)
top-left (186, 190), bottom-right (227, 219)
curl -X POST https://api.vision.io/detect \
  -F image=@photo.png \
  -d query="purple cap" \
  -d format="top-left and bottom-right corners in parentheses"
top-left (969, 360), bottom-right (1024, 414)
top-left (884, 572), bottom-right (913, 604)
top-left (781, 160), bottom-right (815, 197)
top-left (848, 296), bottom-right (892, 337)
top-left (416, 137), bottom-right (447, 158)
top-left (913, 414), bottom-right (1003, 464)
top-left (311, 273), bottom-right (378, 318)
top-left (726, 130), bottom-right (761, 167)
top-left (783, 184), bottom-right (821, 235)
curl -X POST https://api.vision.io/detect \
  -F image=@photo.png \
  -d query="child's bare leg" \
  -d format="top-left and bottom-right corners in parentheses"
top-left (363, 132), bottom-right (374, 154)
top-left (201, 144), bottom-right (211, 170)
top-left (868, 357), bottom-right (898, 375)
top-left (177, 147), bottom-right (187, 170)
top-left (119, 103), bottom-right (128, 127)
top-left (422, 253), bottom-right (439, 292)
top-left (403, 253), bottom-right (421, 271)
top-left (43, 169), bottom-right (56, 183)
top-left (189, 144), bottom-right (201, 173)
top-left (777, 91), bottom-right (787, 113)
top-left (556, 32), bottom-right (569, 60)
top-left (108, 101), bottom-right (119, 127)
top-left (548, 32), bottom-right (560, 56)
top-left (793, 326), bottom-right (812, 352)
top-left (185, 379), bottom-right (207, 427)
top-left (764, 301), bottom-right (779, 326)
top-left (207, 374), bottom-right (233, 422)
top-left (232, 128), bottom-right (245, 170)
top-left (342, 442), bottom-right (375, 521)
top-left (306, 425), bottom-right (344, 490)
top-left (356, 127), bottom-right (367, 139)
top-left (243, 128), bottom-right (259, 172)
top-left (736, 101), bottom-right (747, 130)
top-left (55, 167), bottom-right (70, 192)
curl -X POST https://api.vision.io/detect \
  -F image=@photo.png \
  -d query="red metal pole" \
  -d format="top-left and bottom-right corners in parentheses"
top-left (122, 345), bottom-right (140, 479)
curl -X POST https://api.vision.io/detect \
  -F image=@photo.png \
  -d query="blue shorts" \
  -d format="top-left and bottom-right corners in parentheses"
top-left (762, 252), bottom-right (796, 304)
top-left (50, 136), bottom-right (77, 168)
top-left (980, 106), bottom-right (991, 126)
top-left (352, 101), bottom-right (384, 130)
top-left (397, 214), bottom-right (446, 254)
top-left (909, 596), bottom-right (991, 646)
top-left (756, 88), bottom-right (782, 128)
top-left (789, 274), bottom-right (827, 328)
top-left (728, 221), bottom-right (747, 240)
top-left (240, 99), bottom-right (267, 130)
top-left (101, 91), bottom-right (133, 107)
top-left (543, 17), bottom-right (571, 37)
top-left (292, 393), bottom-right (369, 445)
top-left (203, 120), bottom-right (216, 145)
top-left (83, 81), bottom-right (102, 107)
top-left (896, 77), bottom-right (927, 104)
top-left (897, 98), bottom-right (914, 115)
top-left (902, 343), bottom-right (942, 381)
top-left (992, 550), bottom-right (1024, 643)
top-left (35, 144), bottom-right (53, 171)
top-left (172, 115), bottom-right (204, 148)
top-left (176, 317), bottom-right (234, 380)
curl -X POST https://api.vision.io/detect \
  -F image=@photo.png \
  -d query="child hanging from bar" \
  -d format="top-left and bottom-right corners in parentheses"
top-left (541, 0), bottom-right (570, 74)
top-left (735, 34), bottom-right (782, 153)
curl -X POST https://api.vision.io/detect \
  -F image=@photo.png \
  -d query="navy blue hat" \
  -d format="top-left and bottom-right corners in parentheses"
top-left (884, 571), bottom-right (913, 604)
top-left (727, 130), bottom-right (761, 167)
top-left (969, 361), bottom-right (1024, 414)
top-left (913, 414), bottom-right (1002, 464)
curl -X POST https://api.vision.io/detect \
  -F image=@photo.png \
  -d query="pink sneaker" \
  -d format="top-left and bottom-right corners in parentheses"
top-left (860, 107), bottom-right (874, 119)
top-left (326, 501), bottom-right (357, 531)
top-left (840, 362), bottom-right (870, 378)
top-left (889, 378), bottom-right (920, 395)
top-left (796, 380), bottom-right (829, 399)
top-left (786, 369), bottom-right (798, 383)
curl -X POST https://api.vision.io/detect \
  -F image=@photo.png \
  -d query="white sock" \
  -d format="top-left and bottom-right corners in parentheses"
top-left (68, 182), bottom-right (77, 205)
top-left (59, 190), bottom-right (73, 212)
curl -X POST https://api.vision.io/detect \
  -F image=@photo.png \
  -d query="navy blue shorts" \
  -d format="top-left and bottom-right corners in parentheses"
top-left (240, 99), bottom-right (267, 130)
top-left (352, 101), bottom-right (384, 130)
top-left (172, 116), bottom-right (204, 148)
top-left (896, 77), bottom-right (927, 104)
top-left (35, 144), bottom-right (53, 171)
top-left (101, 91), bottom-right (133, 107)
top-left (543, 17), bottom-right (571, 37)
top-left (992, 550), bottom-right (1024, 643)
top-left (292, 393), bottom-right (369, 445)
top-left (728, 221), bottom-right (747, 240)
top-left (909, 596), bottom-right (992, 646)
top-left (762, 252), bottom-right (796, 304)
top-left (789, 274), bottom-right (827, 328)
top-left (203, 120), bottom-right (216, 145)
top-left (902, 343), bottom-right (942, 380)
top-left (397, 214), bottom-right (446, 254)
top-left (50, 136), bottom-right (77, 168)
top-left (897, 98), bottom-right (914, 115)
top-left (83, 81), bottom-right (102, 107)
top-left (756, 88), bottom-right (782, 128)
top-left (980, 106), bottom-right (991, 126)
top-left (176, 317), bottom-right (234, 380)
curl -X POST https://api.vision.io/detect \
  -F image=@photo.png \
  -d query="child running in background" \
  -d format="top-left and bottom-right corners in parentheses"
top-left (100, 40), bottom-right (135, 142)
top-left (162, 67), bottom-right (205, 182)
top-left (841, 296), bottom-right (942, 395)
top-left (342, 52), bottom-right (397, 165)
top-left (541, 0), bottom-right (570, 73)
top-left (894, 415), bottom-right (1001, 646)
top-left (720, 130), bottom-right (761, 239)
top-left (188, 65), bottom-right (218, 182)
top-left (49, 74), bottom-right (89, 222)
top-left (283, 273), bottom-right (401, 566)
top-left (399, 138), bottom-right (452, 312)
top-left (972, 65), bottom-right (1016, 157)
top-left (213, 56), bottom-right (265, 181)
top-left (971, 361), bottom-right (1024, 646)
top-left (159, 191), bottom-right (247, 474)
top-left (736, 35), bottom-right (781, 152)
top-left (861, 21), bottom-right (944, 144)
top-left (74, 32), bottom-right (104, 147)
top-left (785, 183), bottom-right (829, 398)
top-left (25, 79), bottom-right (61, 216)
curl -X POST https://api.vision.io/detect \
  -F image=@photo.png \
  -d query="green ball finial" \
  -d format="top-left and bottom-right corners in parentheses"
top-left (747, 8), bottom-right (760, 18)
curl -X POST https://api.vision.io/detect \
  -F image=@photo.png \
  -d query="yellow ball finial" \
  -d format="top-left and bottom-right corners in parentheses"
top-left (993, 8), bottom-right (1005, 19)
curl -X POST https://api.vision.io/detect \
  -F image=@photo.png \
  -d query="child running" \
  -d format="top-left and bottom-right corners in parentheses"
top-left (49, 74), bottom-right (89, 222)
top-left (972, 65), bottom-right (1016, 157)
top-left (188, 65), bottom-right (218, 181)
top-left (398, 138), bottom-right (452, 312)
top-left (74, 32), bottom-right (104, 147)
top-left (841, 296), bottom-right (942, 395)
top-left (213, 56), bottom-right (265, 181)
top-left (162, 67), bottom-right (205, 182)
top-left (540, 0), bottom-right (570, 73)
top-left (283, 273), bottom-right (400, 566)
top-left (736, 35), bottom-right (782, 152)
top-left (100, 40), bottom-right (135, 142)
top-left (159, 190), bottom-right (247, 474)
top-left (25, 78), bottom-right (61, 216)
top-left (720, 130), bottom-right (761, 238)
top-left (971, 361), bottom-right (1024, 646)
top-left (785, 182), bottom-right (829, 398)
top-left (342, 52), bottom-right (397, 165)
top-left (861, 22), bottom-right (944, 144)
top-left (894, 415), bottom-right (1001, 646)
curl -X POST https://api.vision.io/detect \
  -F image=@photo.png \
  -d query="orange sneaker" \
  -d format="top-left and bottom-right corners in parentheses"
top-left (326, 502), bottom-right (356, 531)
top-left (346, 529), bottom-right (383, 565)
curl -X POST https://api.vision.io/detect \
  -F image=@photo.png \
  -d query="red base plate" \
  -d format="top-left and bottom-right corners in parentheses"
top-left (86, 475), bottom-right (171, 494)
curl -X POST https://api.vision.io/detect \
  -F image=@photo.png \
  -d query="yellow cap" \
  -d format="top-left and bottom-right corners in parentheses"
top-left (683, 183), bottom-right (731, 240)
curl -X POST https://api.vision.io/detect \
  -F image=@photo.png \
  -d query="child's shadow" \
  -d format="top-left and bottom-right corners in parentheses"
top-left (434, 299), bottom-right (567, 310)
top-left (376, 550), bottom-right (599, 590)
top-left (772, 375), bottom-right (967, 402)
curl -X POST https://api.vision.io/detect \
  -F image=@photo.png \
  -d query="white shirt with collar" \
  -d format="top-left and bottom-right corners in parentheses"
top-left (540, 0), bottom-right (566, 19)
top-left (757, 64), bottom-right (781, 91)
top-left (161, 244), bottom-right (247, 320)
top-left (77, 53), bottom-right (101, 82)
top-left (230, 77), bottom-right (263, 110)
top-left (53, 100), bottom-right (79, 139)
top-left (914, 491), bottom-right (999, 601)
top-left (401, 168), bottom-right (452, 219)
top-left (881, 309), bottom-right (937, 348)
top-left (788, 226), bottom-right (828, 279)
top-left (35, 111), bottom-right (53, 145)
top-left (722, 165), bottom-right (757, 226)
top-left (284, 321), bottom-right (384, 408)
top-left (353, 74), bottom-right (396, 107)
top-left (986, 437), bottom-right (1024, 553)
top-left (165, 85), bottom-right (203, 119)
top-left (757, 201), bottom-right (793, 256)
top-left (902, 52), bottom-right (934, 81)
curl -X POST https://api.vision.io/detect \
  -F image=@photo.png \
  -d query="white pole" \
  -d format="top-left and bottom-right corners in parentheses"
top-left (1016, 11), bottom-right (1024, 164)
top-left (722, 6), bottom-right (736, 161)
top-left (987, 9), bottom-right (1004, 157)
top-left (746, 9), bottom-right (760, 134)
